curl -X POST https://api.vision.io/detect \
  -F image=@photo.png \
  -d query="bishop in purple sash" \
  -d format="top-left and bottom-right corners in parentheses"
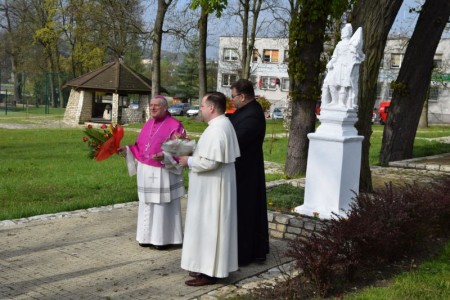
top-left (119, 95), bottom-right (186, 250)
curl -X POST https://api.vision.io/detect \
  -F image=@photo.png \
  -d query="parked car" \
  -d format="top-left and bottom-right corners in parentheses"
top-left (315, 100), bottom-right (321, 116)
top-left (128, 103), bottom-right (139, 109)
top-left (378, 101), bottom-right (391, 124)
top-left (168, 103), bottom-right (190, 116)
top-left (271, 107), bottom-right (284, 120)
top-left (186, 105), bottom-right (199, 117)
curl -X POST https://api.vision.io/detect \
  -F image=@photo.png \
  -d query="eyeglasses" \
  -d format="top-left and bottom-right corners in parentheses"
top-left (231, 94), bottom-right (241, 99)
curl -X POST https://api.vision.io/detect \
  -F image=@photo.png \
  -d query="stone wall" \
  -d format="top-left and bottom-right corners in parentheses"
top-left (63, 89), bottom-right (81, 125)
top-left (63, 89), bottom-right (92, 125)
top-left (79, 91), bottom-right (93, 123)
top-left (122, 108), bottom-right (144, 124)
top-left (268, 211), bottom-right (327, 240)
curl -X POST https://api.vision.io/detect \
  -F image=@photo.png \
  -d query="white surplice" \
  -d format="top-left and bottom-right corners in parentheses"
top-left (181, 115), bottom-right (240, 278)
top-left (127, 148), bottom-right (185, 246)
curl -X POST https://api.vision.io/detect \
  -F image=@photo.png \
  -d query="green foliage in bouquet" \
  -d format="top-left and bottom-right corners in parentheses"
top-left (82, 124), bottom-right (113, 159)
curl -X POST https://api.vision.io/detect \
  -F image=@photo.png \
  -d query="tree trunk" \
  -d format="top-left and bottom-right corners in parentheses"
top-left (285, 0), bottom-right (332, 177)
top-left (244, 0), bottom-right (262, 79)
top-left (152, 0), bottom-right (172, 97)
top-left (11, 55), bottom-right (22, 104)
top-left (240, 0), bottom-right (249, 79)
top-left (198, 7), bottom-right (208, 100)
top-left (351, 0), bottom-right (403, 192)
top-left (418, 91), bottom-right (429, 129)
top-left (380, 0), bottom-right (450, 164)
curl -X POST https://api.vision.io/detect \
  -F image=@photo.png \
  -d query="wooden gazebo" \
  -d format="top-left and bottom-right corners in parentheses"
top-left (63, 59), bottom-right (165, 125)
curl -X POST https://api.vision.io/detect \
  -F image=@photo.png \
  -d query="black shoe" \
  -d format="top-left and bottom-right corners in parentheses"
top-left (139, 243), bottom-right (152, 247)
top-left (154, 245), bottom-right (170, 250)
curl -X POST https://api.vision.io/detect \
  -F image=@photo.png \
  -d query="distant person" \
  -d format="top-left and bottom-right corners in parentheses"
top-left (178, 92), bottom-right (240, 286)
top-left (118, 95), bottom-right (185, 250)
top-left (229, 79), bottom-right (269, 266)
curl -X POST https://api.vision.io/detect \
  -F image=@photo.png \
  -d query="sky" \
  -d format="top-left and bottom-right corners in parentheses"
top-left (146, 0), bottom-right (448, 59)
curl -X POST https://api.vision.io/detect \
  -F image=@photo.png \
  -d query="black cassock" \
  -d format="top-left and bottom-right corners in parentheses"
top-left (229, 100), bottom-right (269, 265)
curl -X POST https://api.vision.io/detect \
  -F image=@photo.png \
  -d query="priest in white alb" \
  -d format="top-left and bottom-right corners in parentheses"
top-left (179, 92), bottom-right (240, 286)
top-left (118, 95), bottom-right (186, 250)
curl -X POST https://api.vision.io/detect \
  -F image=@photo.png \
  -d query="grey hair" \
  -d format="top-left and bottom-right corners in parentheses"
top-left (152, 95), bottom-right (168, 108)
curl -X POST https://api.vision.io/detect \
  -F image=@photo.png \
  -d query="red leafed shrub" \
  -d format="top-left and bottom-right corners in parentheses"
top-left (286, 177), bottom-right (450, 297)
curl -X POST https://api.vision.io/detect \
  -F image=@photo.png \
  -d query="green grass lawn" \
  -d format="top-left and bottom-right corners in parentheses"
top-left (1, 110), bottom-right (449, 221)
top-left (0, 128), bottom-right (139, 220)
top-left (345, 241), bottom-right (450, 299)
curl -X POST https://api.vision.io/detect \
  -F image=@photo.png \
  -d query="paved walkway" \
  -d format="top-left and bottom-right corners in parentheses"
top-left (1, 153), bottom-right (449, 300)
top-left (0, 200), bottom-right (293, 300)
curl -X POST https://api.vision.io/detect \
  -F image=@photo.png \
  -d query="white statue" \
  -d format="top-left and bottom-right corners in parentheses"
top-left (103, 104), bottom-right (112, 120)
top-left (321, 24), bottom-right (365, 109)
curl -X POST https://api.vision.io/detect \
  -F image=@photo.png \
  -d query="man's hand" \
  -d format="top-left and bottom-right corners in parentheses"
top-left (178, 156), bottom-right (189, 167)
top-left (152, 152), bottom-right (164, 162)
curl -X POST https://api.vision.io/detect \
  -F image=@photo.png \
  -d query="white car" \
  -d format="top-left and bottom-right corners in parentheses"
top-left (186, 105), bottom-right (199, 117)
top-left (271, 108), bottom-right (284, 120)
top-left (168, 103), bottom-right (190, 116)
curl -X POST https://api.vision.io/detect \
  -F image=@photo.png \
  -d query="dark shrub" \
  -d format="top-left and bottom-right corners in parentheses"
top-left (286, 176), bottom-right (450, 297)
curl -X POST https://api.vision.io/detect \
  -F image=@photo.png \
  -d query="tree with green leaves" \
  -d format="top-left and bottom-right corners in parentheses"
top-left (0, 0), bottom-right (29, 104)
top-left (379, 0), bottom-right (450, 165)
top-left (174, 42), bottom-right (199, 101)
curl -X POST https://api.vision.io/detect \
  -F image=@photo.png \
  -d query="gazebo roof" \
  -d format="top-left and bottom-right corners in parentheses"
top-left (64, 59), bottom-right (165, 94)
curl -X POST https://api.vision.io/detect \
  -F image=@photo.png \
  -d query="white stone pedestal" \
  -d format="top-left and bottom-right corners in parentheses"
top-left (295, 106), bottom-right (364, 219)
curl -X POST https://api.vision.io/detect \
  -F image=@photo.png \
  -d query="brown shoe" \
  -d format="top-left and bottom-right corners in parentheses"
top-left (185, 274), bottom-right (217, 286)
top-left (188, 272), bottom-right (201, 278)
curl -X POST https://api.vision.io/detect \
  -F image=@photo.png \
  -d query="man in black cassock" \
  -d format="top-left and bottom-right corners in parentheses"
top-left (229, 79), bottom-right (269, 266)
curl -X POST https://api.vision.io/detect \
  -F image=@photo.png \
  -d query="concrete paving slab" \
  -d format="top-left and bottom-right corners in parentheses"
top-left (0, 200), bottom-right (290, 300)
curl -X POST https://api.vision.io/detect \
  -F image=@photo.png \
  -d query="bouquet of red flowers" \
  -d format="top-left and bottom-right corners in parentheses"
top-left (82, 124), bottom-right (124, 161)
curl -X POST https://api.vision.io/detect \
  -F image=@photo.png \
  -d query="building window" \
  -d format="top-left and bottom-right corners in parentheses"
top-left (249, 75), bottom-right (258, 88)
top-left (388, 88), bottom-right (394, 98)
top-left (262, 49), bottom-right (279, 63)
top-left (260, 77), bottom-right (269, 89)
top-left (222, 74), bottom-right (238, 87)
top-left (283, 50), bottom-right (289, 63)
top-left (433, 59), bottom-right (442, 69)
top-left (390, 54), bottom-right (402, 68)
top-left (434, 54), bottom-right (442, 69)
top-left (281, 78), bottom-right (289, 91)
top-left (260, 76), bottom-right (279, 90)
top-left (223, 48), bottom-right (239, 61)
top-left (376, 82), bottom-right (382, 99)
top-left (252, 49), bottom-right (259, 62)
top-left (429, 86), bottom-right (439, 102)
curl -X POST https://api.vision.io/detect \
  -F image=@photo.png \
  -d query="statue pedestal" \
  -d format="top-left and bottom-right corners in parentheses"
top-left (295, 106), bottom-right (364, 219)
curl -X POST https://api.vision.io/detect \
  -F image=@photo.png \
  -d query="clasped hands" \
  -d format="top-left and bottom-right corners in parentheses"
top-left (178, 156), bottom-right (189, 167)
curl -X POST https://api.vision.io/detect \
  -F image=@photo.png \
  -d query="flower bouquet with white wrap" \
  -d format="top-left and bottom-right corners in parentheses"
top-left (161, 135), bottom-right (196, 156)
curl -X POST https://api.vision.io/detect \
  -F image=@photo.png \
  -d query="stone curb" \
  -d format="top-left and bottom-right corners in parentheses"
top-left (0, 202), bottom-right (138, 228)
top-left (196, 261), bottom-right (300, 299)
top-left (388, 153), bottom-right (450, 173)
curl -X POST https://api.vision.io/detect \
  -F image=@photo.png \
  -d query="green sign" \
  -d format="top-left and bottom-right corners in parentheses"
top-left (432, 73), bottom-right (450, 82)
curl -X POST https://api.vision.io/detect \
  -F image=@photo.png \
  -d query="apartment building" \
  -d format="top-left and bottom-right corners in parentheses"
top-left (377, 38), bottom-right (450, 124)
top-left (217, 36), bottom-right (450, 124)
top-left (217, 36), bottom-right (290, 111)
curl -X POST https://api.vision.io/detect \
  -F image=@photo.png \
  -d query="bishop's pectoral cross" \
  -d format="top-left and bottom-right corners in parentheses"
top-left (145, 142), bottom-right (151, 152)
